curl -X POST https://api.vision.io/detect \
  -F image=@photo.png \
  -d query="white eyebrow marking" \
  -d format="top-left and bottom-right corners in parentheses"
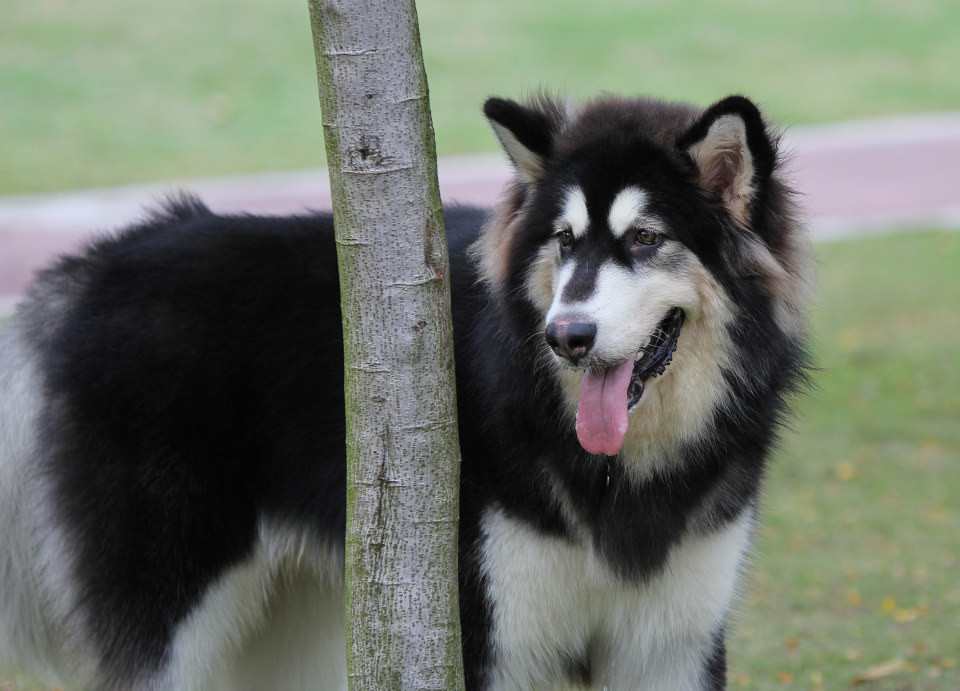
top-left (558, 187), bottom-right (589, 238)
top-left (608, 187), bottom-right (648, 237)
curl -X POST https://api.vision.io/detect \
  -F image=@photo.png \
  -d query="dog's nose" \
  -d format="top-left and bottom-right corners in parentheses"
top-left (545, 319), bottom-right (597, 362)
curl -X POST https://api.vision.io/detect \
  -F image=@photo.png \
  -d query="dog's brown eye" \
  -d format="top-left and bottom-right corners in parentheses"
top-left (558, 229), bottom-right (574, 248)
top-left (635, 228), bottom-right (660, 246)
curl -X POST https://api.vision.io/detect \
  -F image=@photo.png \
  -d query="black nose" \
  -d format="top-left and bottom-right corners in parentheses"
top-left (545, 319), bottom-right (597, 362)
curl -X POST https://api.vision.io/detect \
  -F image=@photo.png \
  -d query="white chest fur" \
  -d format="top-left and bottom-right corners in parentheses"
top-left (479, 507), bottom-right (753, 690)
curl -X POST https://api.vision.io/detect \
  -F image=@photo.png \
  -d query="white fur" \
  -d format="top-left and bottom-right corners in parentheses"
top-left (559, 186), bottom-right (590, 239)
top-left (525, 244), bottom-right (562, 316)
top-left (0, 316), bottom-right (98, 686)
top-left (607, 187), bottom-right (648, 238)
top-left (489, 121), bottom-right (545, 184)
top-left (151, 521), bottom-right (345, 691)
top-left (541, 243), bottom-right (738, 477)
top-left (213, 565), bottom-right (345, 691)
top-left (480, 507), bottom-right (754, 690)
top-left (548, 260), bottom-right (577, 307)
top-left (687, 114), bottom-right (756, 224)
top-left (545, 245), bottom-right (701, 365)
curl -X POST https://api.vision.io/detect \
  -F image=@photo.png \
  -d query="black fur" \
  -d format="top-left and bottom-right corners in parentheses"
top-left (483, 97), bottom-right (562, 162)
top-left (35, 204), bottom-right (349, 680)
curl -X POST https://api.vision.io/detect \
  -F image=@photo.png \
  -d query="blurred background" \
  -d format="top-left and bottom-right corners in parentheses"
top-left (2, 0), bottom-right (958, 192)
top-left (1, 0), bottom-right (958, 689)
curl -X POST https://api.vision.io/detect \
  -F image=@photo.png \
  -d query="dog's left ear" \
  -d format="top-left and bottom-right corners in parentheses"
top-left (678, 96), bottom-right (777, 225)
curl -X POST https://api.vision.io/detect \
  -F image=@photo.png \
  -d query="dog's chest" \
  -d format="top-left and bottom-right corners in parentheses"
top-left (478, 507), bottom-right (752, 689)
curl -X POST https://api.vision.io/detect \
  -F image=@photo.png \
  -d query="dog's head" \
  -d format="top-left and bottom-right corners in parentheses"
top-left (474, 94), bottom-right (813, 464)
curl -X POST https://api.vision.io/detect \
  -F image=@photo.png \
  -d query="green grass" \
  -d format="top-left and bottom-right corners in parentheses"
top-left (3, 231), bottom-right (958, 689)
top-left (728, 230), bottom-right (960, 689)
top-left (2, 0), bottom-right (958, 194)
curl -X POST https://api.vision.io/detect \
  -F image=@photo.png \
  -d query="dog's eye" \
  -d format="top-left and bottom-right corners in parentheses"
top-left (634, 228), bottom-right (660, 246)
top-left (557, 229), bottom-right (575, 248)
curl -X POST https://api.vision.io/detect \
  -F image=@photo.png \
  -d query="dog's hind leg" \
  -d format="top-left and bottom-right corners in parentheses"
top-left (160, 522), bottom-right (346, 691)
top-left (214, 566), bottom-right (346, 691)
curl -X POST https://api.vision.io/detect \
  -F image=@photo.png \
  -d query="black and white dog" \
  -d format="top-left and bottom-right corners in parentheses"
top-left (0, 93), bottom-right (812, 689)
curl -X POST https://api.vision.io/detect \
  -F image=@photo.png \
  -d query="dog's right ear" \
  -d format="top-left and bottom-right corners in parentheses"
top-left (484, 98), bottom-right (558, 184)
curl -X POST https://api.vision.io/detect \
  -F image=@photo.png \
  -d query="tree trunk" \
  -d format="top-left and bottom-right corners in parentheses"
top-left (307, 1), bottom-right (465, 689)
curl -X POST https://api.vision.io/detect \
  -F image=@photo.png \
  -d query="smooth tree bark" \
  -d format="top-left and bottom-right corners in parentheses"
top-left (307, 1), bottom-right (465, 688)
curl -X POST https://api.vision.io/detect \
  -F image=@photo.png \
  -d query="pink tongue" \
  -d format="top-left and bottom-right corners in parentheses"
top-left (575, 359), bottom-right (635, 456)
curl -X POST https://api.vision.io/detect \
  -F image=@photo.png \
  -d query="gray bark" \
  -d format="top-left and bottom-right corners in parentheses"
top-left (307, 1), bottom-right (465, 689)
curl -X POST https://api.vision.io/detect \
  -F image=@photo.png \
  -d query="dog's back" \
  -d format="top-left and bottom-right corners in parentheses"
top-left (0, 201), bottom-right (483, 688)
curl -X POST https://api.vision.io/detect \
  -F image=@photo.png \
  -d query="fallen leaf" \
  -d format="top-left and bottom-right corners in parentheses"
top-left (835, 461), bottom-right (856, 480)
top-left (894, 608), bottom-right (919, 622)
top-left (852, 658), bottom-right (909, 685)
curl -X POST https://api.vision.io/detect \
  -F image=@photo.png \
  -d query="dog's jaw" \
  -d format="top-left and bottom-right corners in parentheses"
top-left (627, 308), bottom-right (685, 411)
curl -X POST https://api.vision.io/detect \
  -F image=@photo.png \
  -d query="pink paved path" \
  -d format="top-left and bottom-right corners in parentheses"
top-left (2, 113), bottom-right (959, 313)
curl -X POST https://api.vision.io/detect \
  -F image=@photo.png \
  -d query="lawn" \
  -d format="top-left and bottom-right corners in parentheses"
top-left (728, 230), bottom-right (960, 689)
top-left (2, 0), bottom-right (959, 194)
top-left (3, 231), bottom-right (958, 689)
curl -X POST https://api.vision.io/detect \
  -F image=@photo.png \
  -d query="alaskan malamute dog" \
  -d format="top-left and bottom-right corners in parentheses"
top-left (0, 93), bottom-right (812, 689)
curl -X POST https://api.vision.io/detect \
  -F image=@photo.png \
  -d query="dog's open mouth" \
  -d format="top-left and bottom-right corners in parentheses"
top-left (627, 307), bottom-right (685, 411)
top-left (576, 308), bottom-right (685, 456)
